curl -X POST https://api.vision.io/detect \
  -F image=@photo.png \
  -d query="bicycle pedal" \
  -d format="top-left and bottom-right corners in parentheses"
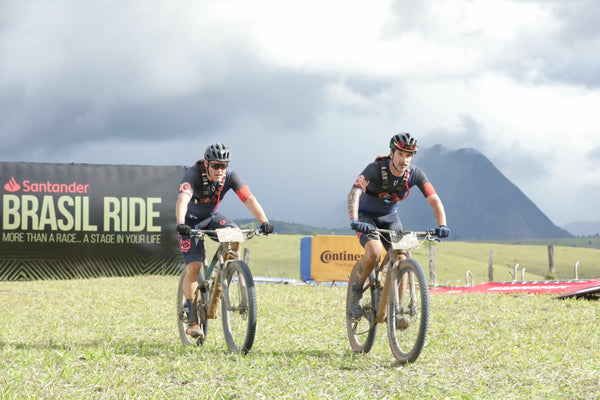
top-left (198, 280), bottom-right (209, 290)
top-left (396, 317), bottom-right (410, 330)
top-left (186, 327), bottom-right (204, 339)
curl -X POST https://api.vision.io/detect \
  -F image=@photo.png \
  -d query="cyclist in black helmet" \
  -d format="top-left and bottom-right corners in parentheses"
top-left (346, 133), bottom-right (449, 317)
top-left (175, 143), bottom-right (274, 338)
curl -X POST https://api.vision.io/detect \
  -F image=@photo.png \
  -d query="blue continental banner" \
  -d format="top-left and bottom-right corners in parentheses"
top-left (300, 235), bottom-right (364, 283)
top-left (1, 162), bottom-right (185, 280)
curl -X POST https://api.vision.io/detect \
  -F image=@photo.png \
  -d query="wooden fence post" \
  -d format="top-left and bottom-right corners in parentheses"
top-left (488, 248), bottom-right (494, 282)
top-left (548, 245), bottom-right (555, 277)
top-left (429, 245), bottom-right (436, 284)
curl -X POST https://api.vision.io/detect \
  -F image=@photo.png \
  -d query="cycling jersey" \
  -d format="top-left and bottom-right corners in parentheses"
top-left (179, 160), bottom-right (251, 223)
top-left (353, 158), bottom-right (436, 217)
top-left (178, 161), bottom-right (253, 263)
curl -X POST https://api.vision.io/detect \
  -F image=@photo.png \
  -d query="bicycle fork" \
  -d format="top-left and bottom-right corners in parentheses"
top-left (374, 267), bottom-right (394, 324)
top-left (206, 245), bottom-right (241, 319)
top-left (373, 263), bottom-right (414, 326)
top-left (393, 265), bottom-right (417, 330)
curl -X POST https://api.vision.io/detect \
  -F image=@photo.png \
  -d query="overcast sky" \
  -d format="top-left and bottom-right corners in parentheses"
top-left (1, 0), bottom-right (599, 228)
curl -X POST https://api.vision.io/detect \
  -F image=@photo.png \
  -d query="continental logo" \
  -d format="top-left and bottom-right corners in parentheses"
top-left (3, 177), bottom-right (90, 194)
top-left (320, 250), bottom-right (361, 263)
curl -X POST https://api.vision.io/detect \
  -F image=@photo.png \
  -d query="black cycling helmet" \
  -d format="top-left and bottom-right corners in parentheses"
top-left (390, 133), bottom-right (418, 153)
top-left (204, 143), bottom-right (231, 162)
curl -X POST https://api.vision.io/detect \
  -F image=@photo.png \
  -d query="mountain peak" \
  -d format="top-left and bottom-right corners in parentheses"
top-left (401, 146), bottom-right (571, 240)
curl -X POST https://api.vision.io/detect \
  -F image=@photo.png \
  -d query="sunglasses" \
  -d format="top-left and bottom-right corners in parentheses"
top-left (209, 162), bottom-right (228, 170)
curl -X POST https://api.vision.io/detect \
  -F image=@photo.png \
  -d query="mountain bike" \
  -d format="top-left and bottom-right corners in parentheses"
top-left (346, 228), bottom-right (439, 363)
top-left (177, 226), bottom-right (263, 354)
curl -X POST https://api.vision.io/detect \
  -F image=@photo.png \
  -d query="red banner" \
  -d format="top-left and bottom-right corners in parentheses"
top-left (431, 279), bottom-right (600, 295)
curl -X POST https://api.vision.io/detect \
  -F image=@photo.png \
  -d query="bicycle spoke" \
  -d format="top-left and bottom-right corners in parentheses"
top-left (221, 260), bottom-right (257, 354)
top-left (387, 259), bottom-right (430, 364)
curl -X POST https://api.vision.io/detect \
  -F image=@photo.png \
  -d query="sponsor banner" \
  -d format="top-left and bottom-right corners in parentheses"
top-left (1, 162), bottom-right (185, 280)
top-left (300, 235), bottom-right (364, 283)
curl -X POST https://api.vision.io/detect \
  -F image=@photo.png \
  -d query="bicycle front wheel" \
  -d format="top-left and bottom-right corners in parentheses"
top-left (346, 272), bottom-right (379, 354)
top-left (386, 258), bottom-right (430, 364)
top-left (221, 260), bottom-right (257, 354)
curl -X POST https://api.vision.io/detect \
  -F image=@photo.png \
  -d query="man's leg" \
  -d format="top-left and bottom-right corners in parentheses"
top-left (355, 240), bottom-right (383, 285)
top-left (349, 240), bottom-right (382, 317)
top-left (183, 261), bottom-right (204, 338)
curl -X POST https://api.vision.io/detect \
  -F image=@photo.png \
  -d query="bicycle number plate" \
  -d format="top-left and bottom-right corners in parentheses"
top-left (215, 227), bottom-right (244, 243)
top-left (389, 232), bottom-right (420, 250)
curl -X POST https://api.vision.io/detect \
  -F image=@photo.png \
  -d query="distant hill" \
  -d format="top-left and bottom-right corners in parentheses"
top-left (562, 221), bottom-right (600, 237)
top-left (320, 145), bottom-right (572, 241)
top-left (400, 145), bottom-right (572, 240)
top-left (235, 219), bottom-right (353, 236)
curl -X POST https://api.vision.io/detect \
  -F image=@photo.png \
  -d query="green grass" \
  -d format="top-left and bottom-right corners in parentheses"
top-left (504, 235), bottom-right (600, 249)
top-left (226, 234), bottom-right (600, 284)
top-left (1, 276), bottom-right (599, 399)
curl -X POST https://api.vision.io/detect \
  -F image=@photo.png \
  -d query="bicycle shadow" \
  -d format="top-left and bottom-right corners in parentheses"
top-left (1, 338), bottom-right (194, 360)
top-left (1, 339), bottom-right (416, 369)
top-left (337, 344), bottom-right (424, 369)
top-left (250, 348), bottom-right (337, 359)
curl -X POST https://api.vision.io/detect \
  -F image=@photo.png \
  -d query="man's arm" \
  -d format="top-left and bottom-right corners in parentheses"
top-left (426, 194), bottom-right (447, 227)
top-left (243, 194), bottom-right (269, 224)
top-left (347, 186), bottom-right (362, 220)
top-left (175, 191), bottom-right (191, 223)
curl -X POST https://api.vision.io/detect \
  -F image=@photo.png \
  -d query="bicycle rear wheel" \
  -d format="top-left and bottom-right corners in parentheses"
top-left (176, 267), bottom-right (209, 347)
top-left (386, 258), bottom-right (430, 363)
top-left (221, 260), bottom-right (257, 354)
top-left (346, 273), bottom-right (379, 354)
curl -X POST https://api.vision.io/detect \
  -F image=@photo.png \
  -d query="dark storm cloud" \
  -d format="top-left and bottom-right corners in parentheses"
top-left (385, 0), bottom-right (600, 88)
top-left (107, 67), bottom-right (329, 138)
top-left (0, 0), bottom-right (339, 160)
top-left (0, 61), bottom-right (330, 160)
top-left (343, 76), bottom-right (393, 98)
top-left (428, 115), bottom-right (489, 152)
top-left (546, 1), bottom-right (600, 87)
top-left (426, 114), bottom-right (548, 182)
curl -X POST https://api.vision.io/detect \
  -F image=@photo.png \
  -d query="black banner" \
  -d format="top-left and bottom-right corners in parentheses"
top-left (1, 162), bottom-right (186, 280)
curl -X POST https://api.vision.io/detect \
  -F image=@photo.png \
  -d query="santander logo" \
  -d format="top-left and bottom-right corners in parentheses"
top-left (4, 177), bottom-right (21, 192)
top-left (2, 177), bottom-right (90, 194)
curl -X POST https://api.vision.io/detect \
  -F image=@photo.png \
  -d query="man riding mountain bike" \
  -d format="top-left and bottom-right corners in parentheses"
top-left (347, 133), bottom-right (450, 317)
top-left (175, 143), bottom-right (274, 338)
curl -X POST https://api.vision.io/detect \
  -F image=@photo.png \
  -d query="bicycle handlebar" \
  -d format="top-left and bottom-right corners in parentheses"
top-left (375, 228), bottom-right (438, 237)
top-left (190, 227), bottom-right (263, 240)
top-left (351, 227), bottom-right (439, 238)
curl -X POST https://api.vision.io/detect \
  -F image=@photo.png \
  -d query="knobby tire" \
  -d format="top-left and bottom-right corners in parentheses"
top-left (346, 273), bottom-right (379, 354)
top-left (386, 258), bottom-right (430, 364)
top-left (221, 260), bottom-right (257, 354)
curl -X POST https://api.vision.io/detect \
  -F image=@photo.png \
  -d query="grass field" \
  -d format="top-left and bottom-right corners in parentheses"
top-left (1, 276), bottom-right (599, 399)
top-left (227, 234), bottom-right (600, 284)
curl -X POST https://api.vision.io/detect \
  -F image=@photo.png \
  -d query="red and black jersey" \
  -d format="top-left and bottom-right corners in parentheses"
top-left (353, 157), bottom-right (436, 216)
top-left (179, 160), bottom-right (252, 220)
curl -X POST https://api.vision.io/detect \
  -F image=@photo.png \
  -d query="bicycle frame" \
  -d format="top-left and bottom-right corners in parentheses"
top-left (368, 230), bottom-right (434, 324)
top-left (193, 228), bottom-right (257, 318)
top-left (178, 226), bottom-right (262, 352)
top-left (346, 227), bottom-right (438, 363)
